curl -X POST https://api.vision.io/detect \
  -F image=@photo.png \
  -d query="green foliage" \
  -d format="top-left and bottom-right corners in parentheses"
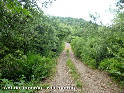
top-left (99, 58), bottom-right (120, 74)
top-left (67, 59), bottom-right (78, 80)
top-left (66, 49), bottom-right (69, 57)
top-left (0, 0), bottom-right (67, 92)
top-left (0, 78), bottom-right (42, 93)
top-left (0, 53), bottom-right (56, 81)
top-left (26, 54), bottom-right (56, 81)
top-left (99, 58), bottom-right (124, 82)
top-left (1, 53), bottom-right (25, 81)
top-left (71, 12), bottom-right (124, 85)
top-left (76, 80), bottom-right (82, 89)
top-left (66, 59), bottom-right (82, 89)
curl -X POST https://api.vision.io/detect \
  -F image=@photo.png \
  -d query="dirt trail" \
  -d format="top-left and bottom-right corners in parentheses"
top-left (42, 43), bottom-right (79, 93)
top-left (67, 43), bottom-right (123, 93)
top-left (39, 43), bottom-right (123, 93)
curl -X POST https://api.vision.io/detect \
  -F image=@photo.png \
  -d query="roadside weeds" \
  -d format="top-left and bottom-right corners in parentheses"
top-left (66, 49), bottom-right (83, 93)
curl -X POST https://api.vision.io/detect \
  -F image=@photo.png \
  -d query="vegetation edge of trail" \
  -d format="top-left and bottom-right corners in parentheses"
top-left (66, 49), bottom-right (83, 92)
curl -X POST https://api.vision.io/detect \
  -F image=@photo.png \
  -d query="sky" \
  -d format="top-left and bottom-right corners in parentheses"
top-left (38, 0), bottom-right (117, 25)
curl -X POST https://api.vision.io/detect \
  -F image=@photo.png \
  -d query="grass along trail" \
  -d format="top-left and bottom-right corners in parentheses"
top-left (66, 57), bottom-right (83, 93)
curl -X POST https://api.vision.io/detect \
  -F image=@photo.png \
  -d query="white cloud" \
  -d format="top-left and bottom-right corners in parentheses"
top-left (38, 0), bottom-right (117, 25)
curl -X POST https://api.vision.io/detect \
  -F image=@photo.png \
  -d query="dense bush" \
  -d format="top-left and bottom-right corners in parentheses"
top-left (1, 53), bottom-right (56, 80)
top-left (71, 17), bottom-right (124, 84)
top-left (25, 54), bottom-right (56, 81)
top-left (0, 0), bottom-right (66, 92)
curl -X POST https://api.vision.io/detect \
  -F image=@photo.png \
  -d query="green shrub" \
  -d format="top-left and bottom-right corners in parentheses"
top-left (71, 25), bottom-right (124, 85)
top-left (0, 0), bottom-right (66, 92)
top-left (0, 53), bottom-right (56, 82)
top-left (0, 53), bottom-right (25, 81)
top-left (98, 58), bottom-right (111, 70)
top-left (0, 78), bottom-right (40, 93)
top-left (21, 53), bottom-right (56, 81)
top-left (99, 58), bottom-right (124, 81)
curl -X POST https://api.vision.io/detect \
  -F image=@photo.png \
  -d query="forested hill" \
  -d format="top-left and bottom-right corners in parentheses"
top-left (50, 16), bottom-right (87, 26)
top-left (49, 16), bottom-right (100, 41)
